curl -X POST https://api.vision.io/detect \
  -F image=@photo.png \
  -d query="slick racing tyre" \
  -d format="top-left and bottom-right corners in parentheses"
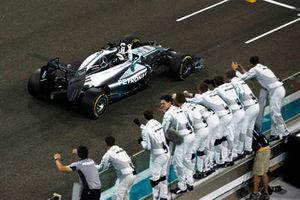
top-left (80, 88), bottom-right (109, 119)
top-left (170, 54), bottom-right (193, 81)
top-left (122, 35), bottom-right (142, 49)
top-left (28, 68), bottom-right (42, 98)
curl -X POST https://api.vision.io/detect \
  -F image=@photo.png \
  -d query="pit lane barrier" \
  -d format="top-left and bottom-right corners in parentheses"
top-left (71, 71), bottom-right (300, 200)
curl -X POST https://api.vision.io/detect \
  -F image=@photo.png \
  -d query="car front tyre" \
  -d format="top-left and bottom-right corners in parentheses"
top-left (170, 54), bottom-right (193, 81)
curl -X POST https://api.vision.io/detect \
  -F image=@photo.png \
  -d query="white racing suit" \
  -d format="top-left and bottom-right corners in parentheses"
top-left (187, 91), bottom-right (232, 165)
top-left (162, 105), bottom-right (195, 191)
top-left (181, 103), bottom-right (209, 174)
top-left (97, 145), bottom-right (136, 200)
top-left (236, 63), bottom-right (289, 138)
top-left (231, 77), bottom-right (260, 153)
top-left (214, 83), bottom-right (246, 161)
top-left (200, 105), bottom-right (220, 172)
top-left (139, 119), bottom-right (170, 200)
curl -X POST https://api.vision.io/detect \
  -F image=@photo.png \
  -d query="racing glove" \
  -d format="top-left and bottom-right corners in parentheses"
top-left (138, 137), bottom-right (143, 144)
top-left (133, 118), bottom-right (141, 127)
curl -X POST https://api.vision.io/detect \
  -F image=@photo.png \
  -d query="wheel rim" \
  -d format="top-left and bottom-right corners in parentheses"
top-left (180, 56), bottom-right (193, 80)
top-left (93, 94), bottom-right (108, 117)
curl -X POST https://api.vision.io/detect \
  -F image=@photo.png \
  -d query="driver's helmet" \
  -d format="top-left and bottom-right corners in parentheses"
top-left (119, 43), bottom-right (126, 54)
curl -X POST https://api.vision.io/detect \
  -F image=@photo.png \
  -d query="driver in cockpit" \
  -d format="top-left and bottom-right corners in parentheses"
top-left (116, 43), bottom-right (133, 61)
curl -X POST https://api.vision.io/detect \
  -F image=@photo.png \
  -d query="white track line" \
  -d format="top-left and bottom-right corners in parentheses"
top-left (245, 17), bottom-right (300, 44)
top-left (263, 0), bottom-right (299, 11)
top-left (176, 0), bottom-right (229, 22)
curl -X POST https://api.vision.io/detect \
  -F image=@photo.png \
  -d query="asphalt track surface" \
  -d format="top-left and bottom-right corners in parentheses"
top-left (0, 1), bottom-right (299, 199)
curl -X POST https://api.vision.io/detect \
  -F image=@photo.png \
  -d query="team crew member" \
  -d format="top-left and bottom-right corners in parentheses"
top-left (232, 56), bottom-right (289, 142)
top-left (97, 136), bottom-right (136, 200)
top-left (133, 109), bottom-right (170, 200)
top-left (172, 93), bottom-right (210, 179)
top-left (213, 76), bottom-right (246, 162)
top-left (226, 69), bottom-right (260, 155)
top-left (247, 130), bottom-right (271, 200)
top-left (184, 83), bottom-right (232, 167)
top-left (196, 102), bottom-right (220, 176)
top-left (160, 95), bottom-right (195, 194)
top-left (54, 146), bottom-right (101, 200)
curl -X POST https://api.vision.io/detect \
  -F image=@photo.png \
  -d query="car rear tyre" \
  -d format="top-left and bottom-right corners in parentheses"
top-left (122, 35), bottom-right (142, 49)
top-left (170, 54), bottom-right (193, 80)
top-left (28, 68), bottom-right (42, 98)
top-left (80, 88), bottom-right (109, 119)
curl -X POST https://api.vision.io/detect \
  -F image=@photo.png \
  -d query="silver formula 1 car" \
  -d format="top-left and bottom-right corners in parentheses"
top-left (28, 36), bottom-right (204, 118)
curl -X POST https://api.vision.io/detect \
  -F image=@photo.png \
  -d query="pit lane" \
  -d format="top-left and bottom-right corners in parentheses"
top-left (0, 1), bottom-right (299, 199)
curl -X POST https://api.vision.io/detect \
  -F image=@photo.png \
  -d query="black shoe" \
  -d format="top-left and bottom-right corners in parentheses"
top-left (283, 135), bottom-right (289, 144)
top-left (225, 161), bottom-right (234, 167)
top-left (205, 168), bottom-right (216, 176)
top-left (244, 150), bottom-right (253, 155)
top-left (233, 153), bottom-right (245, 161)
top-left (187, 184), bottom-right (194, 191)
top-left (170, 187), bottom-right (187, 194)
top-left (193, 171), bottom-right (206, 180)
top-left (160, 198), bottom-right (168, 200)
top-left (238, 153), bottom-right (246, 159)
top-left (217, 163), bottom-right (226, 168)
top-left (268, 135), bottom-right (280, 143)
top-left (271, 185), bottom-right (282, 193)
top-left (233, 156), bottom-right (239, 162)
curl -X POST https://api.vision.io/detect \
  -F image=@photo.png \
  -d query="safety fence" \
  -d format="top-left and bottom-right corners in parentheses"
top-left (72, 71), bottom-right (300, 200)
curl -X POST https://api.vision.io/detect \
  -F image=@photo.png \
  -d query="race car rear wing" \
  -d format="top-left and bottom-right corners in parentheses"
top-left (40, 58), bottom-right (86, 101)
top-left (46, 57), bottom-right (76, 74)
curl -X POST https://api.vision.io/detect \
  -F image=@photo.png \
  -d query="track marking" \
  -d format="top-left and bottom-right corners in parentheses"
top-left (176, 0), bottom-right (229, 22)
top-left (263, 0), bottom-right (300, 11)
top-left (245, 17), bottom-right (300, 44)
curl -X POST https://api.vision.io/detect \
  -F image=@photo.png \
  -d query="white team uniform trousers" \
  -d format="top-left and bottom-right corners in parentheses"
top-left (238, 103), bottom-right (260, 153)
top-left (269, 86), bottom-right (289, 137)
top-left (173, 133), bottom-right (195, 190)
top-left (194, 126), bottom-right (210, 173)
top-left (150, 152), bottom-right (170, 199)
top-left (205, 114), bottom-right (220, 171)
top-left (217, 113), bottom-right (234, 164)
top-left (231, 109), bottom-right (245, 159)
top-left (112, 173), bottom-right (136, 200)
